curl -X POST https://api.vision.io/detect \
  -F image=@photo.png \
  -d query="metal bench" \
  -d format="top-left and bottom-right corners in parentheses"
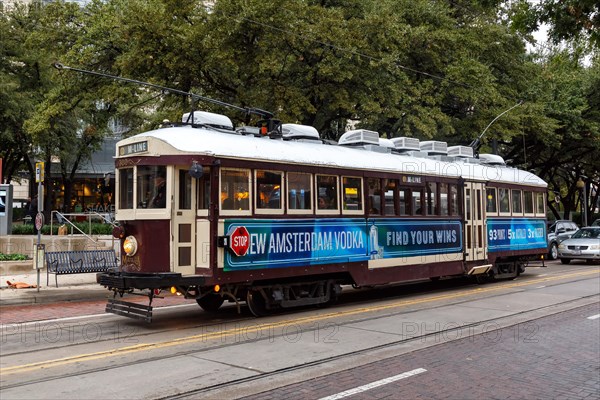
top-left (45, 250), bottom-right (119, 287)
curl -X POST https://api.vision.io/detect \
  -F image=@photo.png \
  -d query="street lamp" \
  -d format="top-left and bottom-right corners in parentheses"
top-left (576, 176), bottom-right (588, 226)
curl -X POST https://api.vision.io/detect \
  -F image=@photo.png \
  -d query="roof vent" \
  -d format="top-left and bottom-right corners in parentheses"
top-left (281, 124), bottom-right (320, 140)
top-left (182, 111), bottom-right (234, 130)
top-left (390, 137), bottom-right (420, 152)
top-left (419, 140), bottom-right (448, 155)
top-left (478, 154), bottom-right (506, 166)
top-left (338, 129), bottom-right (380, 146)
top-left (379, 138), bottom-right (395, 148)
top-left (447, 145), bottom-right (474, 158)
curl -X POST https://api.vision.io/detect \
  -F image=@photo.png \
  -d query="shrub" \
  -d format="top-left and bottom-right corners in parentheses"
top-left (0, 253), bottom-right (29, 261)
top-left (11, 223), bottom-right (114, 235)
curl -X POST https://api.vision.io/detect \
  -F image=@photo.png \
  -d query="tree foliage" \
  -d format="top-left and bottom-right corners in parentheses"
top-left (1, 0), bottom-right (598, 219)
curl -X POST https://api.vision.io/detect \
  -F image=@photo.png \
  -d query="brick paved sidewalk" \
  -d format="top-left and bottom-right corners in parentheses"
top-left (245, 303), bottom-right (600, 400)
top-left (0, 294), bottom-right (198, 325)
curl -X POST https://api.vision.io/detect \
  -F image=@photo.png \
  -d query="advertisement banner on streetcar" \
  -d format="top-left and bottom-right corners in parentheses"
top-left (223, 219), bottom-right (463, 271)
top-left (487, 218), bottom-right (547, 252)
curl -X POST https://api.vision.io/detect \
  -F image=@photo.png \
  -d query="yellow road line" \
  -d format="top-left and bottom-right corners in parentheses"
top-left (2, 269), bottom-right (598, 375)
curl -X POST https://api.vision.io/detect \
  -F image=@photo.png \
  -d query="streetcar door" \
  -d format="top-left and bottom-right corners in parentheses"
top-left (464, 182), bottom-right (487, 262)
top-left (172, 167), bottom-right (196, 275)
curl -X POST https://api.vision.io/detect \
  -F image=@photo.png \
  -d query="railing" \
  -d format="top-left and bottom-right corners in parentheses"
top-left (50, 211), bottom-right (118, 246)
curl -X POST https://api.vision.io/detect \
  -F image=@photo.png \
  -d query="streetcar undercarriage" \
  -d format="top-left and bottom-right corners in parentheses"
top-left (97, 254), bottom-right (542, 322)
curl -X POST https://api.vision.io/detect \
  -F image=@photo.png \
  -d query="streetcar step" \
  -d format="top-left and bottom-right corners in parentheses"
top-left (106, 298), bottom-right (153, 323)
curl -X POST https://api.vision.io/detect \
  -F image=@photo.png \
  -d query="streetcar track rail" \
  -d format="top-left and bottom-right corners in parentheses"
top-left (161, 299), bottom-right (600, 400)
top-left (2, 294), bottom-right (596, 394)
top-left (1, 269), bottom-right (597, 393)
top-left (0, 269), bottom-right (596, 361)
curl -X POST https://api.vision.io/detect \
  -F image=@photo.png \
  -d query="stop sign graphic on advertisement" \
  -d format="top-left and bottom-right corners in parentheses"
top-left (229, 226), bottom-right (250, 256)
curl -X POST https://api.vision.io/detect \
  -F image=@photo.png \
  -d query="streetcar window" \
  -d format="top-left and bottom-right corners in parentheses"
top-left (412, 189), bottom-right (423, 216)
top-left (512, 189), bottom-right (522, 214)
top-left (256, 170), bottom-right (282, 210)
top-left (316, 175), bottom-right (338, 211)
top-left (498, 188), bottom-right (510, 213)
top-left (221, 169), bottom-right (250, 211)
top-left (383, 179), bottom-right (399, 216)
top-left (439, 183), bottom-right (449, 216)
top-left (287, 172), bottom-right (311, 212)
top-left (118, 168), bottom-right (133, 209)
top-left (137, 166), bottom-right (167, 209)
top-left (342, 176), bottom-right (363, 212)
top-left (536, 192), bottom-right (545, 215)
top-left (399, 188), bottom-right (410, 216)
top-left (486, 188), bottom-right (497, 213)
top-left (197, 167), bottom-right (211, 210)
top-left (524, 191), bottom-right (534, 214)
top-left (465, 189), bottom-right (471, 220)
top-left (179, 169), bottom-right (192, 210)
top-left (426, 182), bottom-right (437, 216)
top-left (367, 178), bottom-right (381, 215)
top-left (449, 184), bottom-right (458, 216)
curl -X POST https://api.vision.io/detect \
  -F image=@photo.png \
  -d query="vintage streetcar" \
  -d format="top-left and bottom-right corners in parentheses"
top-left (96, 109), bottom-right (548, 322)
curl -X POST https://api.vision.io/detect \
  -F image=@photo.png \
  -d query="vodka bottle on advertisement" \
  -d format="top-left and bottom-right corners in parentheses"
top-left (369, 223), bottom-right (381, 259)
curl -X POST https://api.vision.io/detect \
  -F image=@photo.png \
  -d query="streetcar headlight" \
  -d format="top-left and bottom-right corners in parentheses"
top-left (123, 235), bottom-right (138, 256)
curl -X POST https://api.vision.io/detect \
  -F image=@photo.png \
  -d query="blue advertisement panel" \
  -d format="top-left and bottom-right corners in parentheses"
top-left (371, 220), bottom-right (462, 259)
top-left (487, 218), bottom-right (547, 252)
top-left (223, 219), bottom-right (463, 271)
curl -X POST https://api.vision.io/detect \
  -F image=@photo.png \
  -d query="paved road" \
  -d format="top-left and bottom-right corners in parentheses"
top-left (1, 262), bottom-right (598, 400)
top-left (243, 303), bottom-right (600, 400)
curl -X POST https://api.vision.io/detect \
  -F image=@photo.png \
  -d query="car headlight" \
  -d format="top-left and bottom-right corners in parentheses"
top-left (123, 235), bottom-right (138, 256)
top-left (590, 244), bottom-right (600, 250)
top-left (558, 243), bottom-right (566, 250)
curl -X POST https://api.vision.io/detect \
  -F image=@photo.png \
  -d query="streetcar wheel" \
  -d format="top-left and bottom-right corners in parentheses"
top-left (246, 289), bottom-right (269, 317)
top-left (196, 294), bottom-right (225, 313)
top-left (560, 258), bottom-right (571, 264)
top-left (549, 243), bottom-right (558, 260)
top-left (321, 283), bottom-right (340, 307)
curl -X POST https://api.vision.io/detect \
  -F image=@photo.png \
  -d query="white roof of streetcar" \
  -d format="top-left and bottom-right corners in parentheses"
top-left (116, 122), bottom-right (546, 188)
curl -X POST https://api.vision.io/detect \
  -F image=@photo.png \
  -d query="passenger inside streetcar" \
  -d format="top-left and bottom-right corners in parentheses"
top-left (149, 172), bottom-right (167, 208)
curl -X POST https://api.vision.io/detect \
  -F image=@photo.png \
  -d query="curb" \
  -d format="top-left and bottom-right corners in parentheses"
top-left (0, 286), bottom-right (110, 307)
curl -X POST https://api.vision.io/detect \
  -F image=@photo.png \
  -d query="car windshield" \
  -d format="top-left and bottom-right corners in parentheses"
top-left (571, 228), bottom-right (600, 239)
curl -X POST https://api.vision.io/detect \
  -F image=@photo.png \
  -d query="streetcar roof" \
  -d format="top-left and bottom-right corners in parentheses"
top-left (119, 125), bottom-right (547, 187)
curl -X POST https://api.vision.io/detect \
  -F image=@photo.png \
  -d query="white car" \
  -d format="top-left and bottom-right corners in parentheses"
top-left (558, 227), bottom-right (600, 264)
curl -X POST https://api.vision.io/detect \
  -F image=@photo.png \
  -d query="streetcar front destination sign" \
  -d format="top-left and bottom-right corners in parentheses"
top-left (119, 141), bottom-right (148, 156)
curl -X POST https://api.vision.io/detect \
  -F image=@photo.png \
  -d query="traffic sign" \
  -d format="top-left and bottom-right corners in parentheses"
top-left (229, 226), bottom-right (250, 256)
top-left (35, 212), bottom-right (44, 231)
top-left (35, 162), bottom-right (45, 183)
